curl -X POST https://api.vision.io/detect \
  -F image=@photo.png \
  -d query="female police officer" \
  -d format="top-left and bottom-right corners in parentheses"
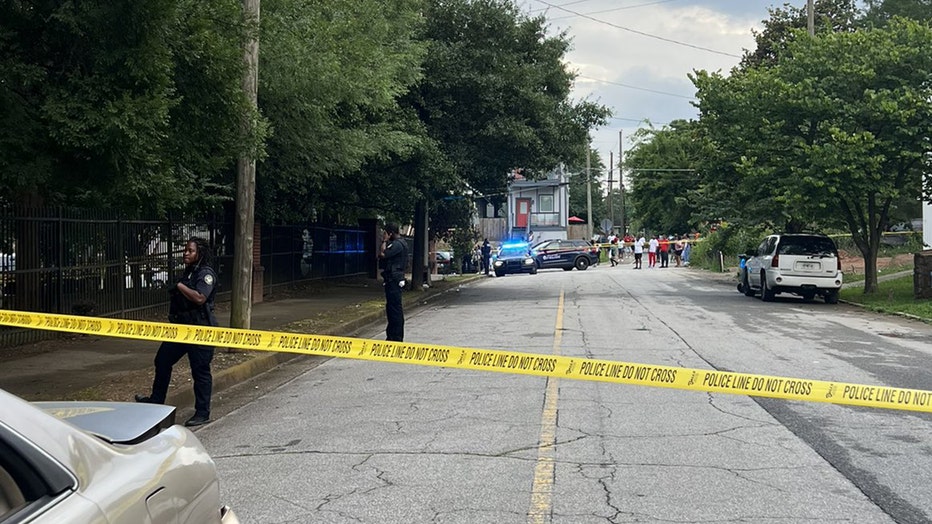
top-left (136, 237), bottom-right (218, 427)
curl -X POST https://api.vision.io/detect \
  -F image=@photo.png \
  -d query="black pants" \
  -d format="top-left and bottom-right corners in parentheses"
top-left (149, 341), bottom-right (214, 417)
top-left (660, 251), bottom-right (669, 267)
top-left (384, 279), bottom-right (405, 341)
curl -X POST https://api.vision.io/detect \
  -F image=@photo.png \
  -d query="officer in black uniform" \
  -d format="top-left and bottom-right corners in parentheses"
top-left (379, 223), bottom-right (408, 342)
top-left (136, 237), bottom-right (219, 427)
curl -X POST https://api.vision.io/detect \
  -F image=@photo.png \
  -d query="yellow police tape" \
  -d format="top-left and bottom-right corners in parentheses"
top-left (2, 309), bottom-right (931, 413)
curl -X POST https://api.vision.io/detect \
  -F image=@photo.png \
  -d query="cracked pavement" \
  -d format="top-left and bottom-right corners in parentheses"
top-left (197, 267), bottom-right (931, 523)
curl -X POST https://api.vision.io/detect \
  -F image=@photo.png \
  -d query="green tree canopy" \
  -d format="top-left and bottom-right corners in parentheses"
top-left (255, 0), bottom-right (428, 223)
top-left (624, 120), bottom-right (710, 235)
top-left (405, 0), bottom-right (610, 198)
top-left (0, 0), bottom-right (257, 215)
top-left (694, 18), bottom-right (932, 292)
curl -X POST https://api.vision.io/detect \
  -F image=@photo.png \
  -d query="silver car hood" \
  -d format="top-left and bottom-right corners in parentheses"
top-left (33, 401), bottom-right (177, 445)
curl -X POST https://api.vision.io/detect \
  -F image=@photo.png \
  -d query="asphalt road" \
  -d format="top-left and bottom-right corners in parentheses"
top-left (198, 265), bottom-right (932, 523)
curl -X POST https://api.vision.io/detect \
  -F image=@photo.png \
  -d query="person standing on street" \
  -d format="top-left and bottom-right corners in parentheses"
top-left (633, 234), bottom-right (645, 269)
top-left (659, 235), bottom-right (670, 268)
top-left (136, 237), bottom-right (218, 427)
top-left (648, 235), bottom-right (659, 268)
top-left (607, 232), bottom-right (618, 267)
top-left (480, 239), bottom-right (492, 276)
top-left (379, 223), bottom-right (408, 342)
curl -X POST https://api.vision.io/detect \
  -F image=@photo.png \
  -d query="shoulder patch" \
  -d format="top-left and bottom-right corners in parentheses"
top-left (204, 274), bottom-right (214, 286)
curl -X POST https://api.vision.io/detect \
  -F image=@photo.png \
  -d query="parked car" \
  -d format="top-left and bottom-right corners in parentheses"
top-left (0, 388), bottom-right (238, 523)
top-left (742, 233), bottom-right (843, 303)
top-left (435, 251), bottom-right (454, 274)
top-left (493, 243), bottom-right (538, 277)
top-left (532, 239), bottom-right (600, 271)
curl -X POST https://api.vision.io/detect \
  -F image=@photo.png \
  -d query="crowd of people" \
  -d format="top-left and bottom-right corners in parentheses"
top-left (461, 232), bottom-right (698, 274)
top-left (598, 232), bottom-right (694, 269)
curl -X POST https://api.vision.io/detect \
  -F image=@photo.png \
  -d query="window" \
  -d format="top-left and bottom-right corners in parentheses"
top-left (539, 194), bottom-right (554, 213)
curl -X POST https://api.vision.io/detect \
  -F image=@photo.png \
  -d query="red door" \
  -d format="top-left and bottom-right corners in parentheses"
top-left (516, 198), bottom-right (531, 229)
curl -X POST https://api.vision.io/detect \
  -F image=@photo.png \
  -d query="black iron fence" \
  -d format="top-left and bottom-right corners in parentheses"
top-left (0, 207), bottom-right (367, 347)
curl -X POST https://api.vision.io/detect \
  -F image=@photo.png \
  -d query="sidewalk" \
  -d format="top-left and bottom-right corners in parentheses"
top-left (0, 274), bottom-right (480, 408)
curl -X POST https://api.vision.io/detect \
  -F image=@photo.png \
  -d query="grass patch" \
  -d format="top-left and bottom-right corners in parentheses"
top-left (840, 275), bottom-right (932, 321)
top-left (843, 263), bottom-right (914, 283)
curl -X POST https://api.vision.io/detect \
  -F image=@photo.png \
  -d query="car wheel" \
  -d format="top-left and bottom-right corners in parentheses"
top-left (575, 257), bottom-right (590, 271)
top-left (530, 266), bottom-right (537, 275)
top-left (742, 272), bottom-right (755, 297)
top-left (824, 289), bottom-right (839, 304)
top-left (761, 272), bottom-right (776, 302)
top-left (495, 269), bottom-right (504, 277)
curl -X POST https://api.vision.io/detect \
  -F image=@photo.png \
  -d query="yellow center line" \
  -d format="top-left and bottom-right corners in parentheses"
top-left (528, 289), bottom-right (563, 524)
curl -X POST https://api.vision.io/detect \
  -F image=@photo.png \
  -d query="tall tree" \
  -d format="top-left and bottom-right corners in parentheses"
top-left (741, 0), bottom-right (861, 68)
top-left (567, 148), bottom-right (606, 228)
top-left (255, 0), bottom-right (427, 223)
top-left (0, 0), bottom-right (255, 215)
top-left (695, 19), bottom-right (932, 293)
top-left (405, 0), bottom-right (610, 198)
top-left (625, 120), bottom-right (709, 235)
top-left (864, 0), bottom-right (932, 24)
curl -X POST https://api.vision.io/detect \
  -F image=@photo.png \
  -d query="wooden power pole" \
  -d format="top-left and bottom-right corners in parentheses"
top-left (586, 146), bottom-right (593, 239)
top-left (231, 0), bottom-right (260, 329)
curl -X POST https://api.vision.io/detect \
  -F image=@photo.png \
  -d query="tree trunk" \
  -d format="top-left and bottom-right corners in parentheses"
top-left (862, 247), bottom-right (879, 293)
top-left (411, 200), bottom-right (429, 289)
top-left (231, 0), bottom-right (261, 329)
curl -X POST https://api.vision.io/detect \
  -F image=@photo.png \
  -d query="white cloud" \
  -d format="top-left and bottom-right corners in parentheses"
top-left (526, 0), bottom-right (766, 173)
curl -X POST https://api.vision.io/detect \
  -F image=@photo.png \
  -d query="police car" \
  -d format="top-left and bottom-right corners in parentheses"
top-left (493, 242), bottom-right (538, 277)
top-left (531, 239), bottom-right (600, 271)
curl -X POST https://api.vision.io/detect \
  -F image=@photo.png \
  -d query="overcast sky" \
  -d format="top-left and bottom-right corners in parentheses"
top-left (519, 0), bottom-right (779, 185)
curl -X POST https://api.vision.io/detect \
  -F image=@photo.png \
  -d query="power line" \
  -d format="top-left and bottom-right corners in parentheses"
top-left (533, 0), bottom-right (742, 58)
top-left (527, 0), bottom-right (594, 13)
top-left (578, 74), bottom-right (696, 100)
top-left (549, 0), bottom-right (687, 21)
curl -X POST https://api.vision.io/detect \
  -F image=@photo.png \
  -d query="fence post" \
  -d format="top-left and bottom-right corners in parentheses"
top-left (118, 216), bottom-right (125, 315)
top-left (253, 222), bottom-right (264, 304)
top-left (57, 207), bottom-right (63, 314)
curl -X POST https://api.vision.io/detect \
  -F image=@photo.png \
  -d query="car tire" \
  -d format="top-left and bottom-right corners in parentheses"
top-left (824, 290), bottom-right (839, 304)
top-left (562, 267), bottom-right (573, 271)
top-left (530, 266), bottom-right (537, 275)
top-left (742, 272), bottom-right (755, 297)
top-left (494, 269), bottom-right (504, 277)
top-left (575, 257), bottom-right (590, 271)
top-left (761, 272), bottom-right (776, 302)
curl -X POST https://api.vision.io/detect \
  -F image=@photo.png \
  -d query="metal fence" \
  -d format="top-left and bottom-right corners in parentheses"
top-left (0, 207), bottom-right (367, 347)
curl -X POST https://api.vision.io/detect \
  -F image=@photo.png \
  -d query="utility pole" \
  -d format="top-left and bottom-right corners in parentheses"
top-left (231, 0), bottom-right (260, 329)
top-left (619, 130), bottom-right (625, 236)
top-left (807, 0), bottom-right (814, 36)
top-left (586, 146), bottom-right (593, 239)
top-left (608, 151), bottom-right (614, 232)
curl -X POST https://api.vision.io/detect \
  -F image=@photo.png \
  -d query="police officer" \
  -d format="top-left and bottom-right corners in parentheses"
top-left (136, 237), bottom-right (218, 427)
top-left (480, 239), bottom-right (492, 275)
top-left (379, 223), bottom-right (408, 342)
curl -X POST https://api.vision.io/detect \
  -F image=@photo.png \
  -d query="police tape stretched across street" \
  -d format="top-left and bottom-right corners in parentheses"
top-left (2, 309), bottom-right (931, 414)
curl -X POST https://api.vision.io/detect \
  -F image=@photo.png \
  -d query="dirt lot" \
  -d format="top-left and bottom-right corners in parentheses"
top-left (838, 252), bottom-right (914, 275)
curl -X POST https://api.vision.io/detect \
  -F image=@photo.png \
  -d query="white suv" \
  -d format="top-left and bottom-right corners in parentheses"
top-left (742, 234), bottom-right (843, 304)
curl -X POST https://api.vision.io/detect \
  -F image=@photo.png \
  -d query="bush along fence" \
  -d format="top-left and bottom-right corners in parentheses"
top-left (0, 206), bottom-right (367, 347)
top-left (687, 228), bottom-right (925, 274)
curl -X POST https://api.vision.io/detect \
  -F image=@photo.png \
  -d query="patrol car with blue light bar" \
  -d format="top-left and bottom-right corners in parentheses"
top-left (493, 242), bottom-right (538, 277)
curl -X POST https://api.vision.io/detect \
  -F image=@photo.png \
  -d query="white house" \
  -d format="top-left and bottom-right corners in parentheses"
top-left (505, 166), bottom-right (570, 243)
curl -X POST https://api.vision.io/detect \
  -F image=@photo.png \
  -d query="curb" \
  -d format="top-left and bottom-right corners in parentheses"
top-left (165, 274), bottom-right (483, 408)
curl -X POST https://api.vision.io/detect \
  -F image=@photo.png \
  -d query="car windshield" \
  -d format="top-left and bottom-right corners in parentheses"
top-left (499, 247), bottom-right (529, 257)
top-left (778, 237), bottom-right (837, 256)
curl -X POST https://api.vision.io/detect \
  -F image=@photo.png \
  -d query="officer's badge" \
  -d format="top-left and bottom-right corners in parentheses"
top-left (205, 274), bottom-right (214, 286)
